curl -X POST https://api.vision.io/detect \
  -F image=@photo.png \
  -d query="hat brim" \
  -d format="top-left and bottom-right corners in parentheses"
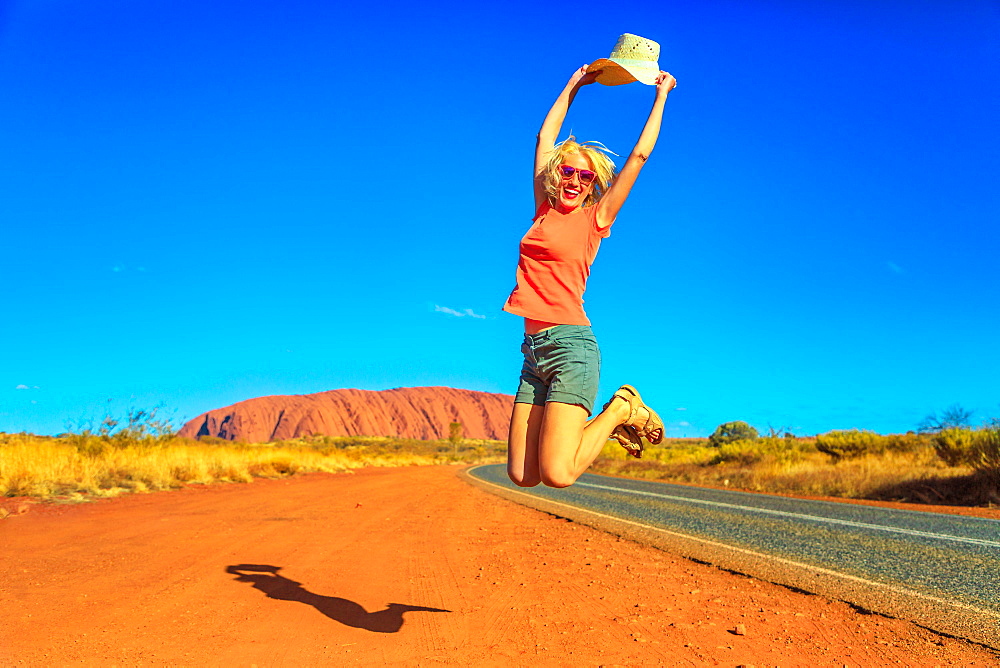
top-left (588, 58), bottom-right (659, 86)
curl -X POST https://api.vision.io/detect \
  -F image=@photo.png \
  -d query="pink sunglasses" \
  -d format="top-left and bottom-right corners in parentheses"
top-left (558, 164), bottom-right (596, 185)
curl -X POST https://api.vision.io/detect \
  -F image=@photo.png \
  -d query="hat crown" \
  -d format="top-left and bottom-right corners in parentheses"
top-left (609, 33), bottom-right (659, 63)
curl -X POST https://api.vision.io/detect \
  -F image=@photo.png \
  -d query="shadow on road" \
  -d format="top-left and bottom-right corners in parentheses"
top-left (225, 564), bottom-right (449, 633)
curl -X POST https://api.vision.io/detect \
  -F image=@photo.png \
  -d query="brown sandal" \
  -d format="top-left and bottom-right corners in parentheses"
top-left (603, 388), bottom-right (648, 458)
top-left (609, 385), bottom-right (665, 446)
top-left (603, 392), bottom-right (643, 457)
top-left (610, 423), bottom-right (644, 458)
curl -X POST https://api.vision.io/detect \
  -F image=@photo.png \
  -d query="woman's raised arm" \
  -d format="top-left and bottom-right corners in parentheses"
top-left (533, 65), bottom-right (600, 210)
top-left (595, 71), bottom-right (677, 229)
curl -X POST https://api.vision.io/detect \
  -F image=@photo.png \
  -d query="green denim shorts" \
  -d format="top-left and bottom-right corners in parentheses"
top-left (514, 325), bottom-right (601, 415)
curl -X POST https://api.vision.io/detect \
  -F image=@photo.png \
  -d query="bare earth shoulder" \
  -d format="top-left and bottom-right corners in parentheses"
top-left (1, 466), bottom-right (996, 666)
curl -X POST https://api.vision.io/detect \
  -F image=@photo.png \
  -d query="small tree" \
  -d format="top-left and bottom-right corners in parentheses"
top-left (709, 421), bottom-right (759, 447)
top-left (765, 424), bottom-right (794, 440)
top-left (448, 421), bottom-right (463, 455)
top-left (918, 404), bottom-right (973, 434)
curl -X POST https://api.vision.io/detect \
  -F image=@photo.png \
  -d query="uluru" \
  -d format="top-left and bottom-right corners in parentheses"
top-left (178, 386), bottom-right (514, 443)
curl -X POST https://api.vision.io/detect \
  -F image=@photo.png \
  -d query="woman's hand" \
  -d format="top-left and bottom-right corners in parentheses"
top-left (569, 64), bottom-right (601, 88)
top-left (655, 71), bottom-right (677, 97)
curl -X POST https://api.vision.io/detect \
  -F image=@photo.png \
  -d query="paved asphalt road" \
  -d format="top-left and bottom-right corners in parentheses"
top-left (466, 464), bottom-right (1000, 649)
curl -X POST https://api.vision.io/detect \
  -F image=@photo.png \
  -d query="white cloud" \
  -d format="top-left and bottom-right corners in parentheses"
top-left (434, 305), bottom-right (486, 320)
top-left (887, 261), bottom-right (904, 274)
top-left (15, 384), bottom-right (30, 390)
top-left (678, 421), bottom-right (691, 427)
top-left (675, 407), bottom-right (687, 411)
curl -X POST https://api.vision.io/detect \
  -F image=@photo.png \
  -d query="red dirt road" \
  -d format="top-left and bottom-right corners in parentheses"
top-left (2, 466), bottom-right (997, 666)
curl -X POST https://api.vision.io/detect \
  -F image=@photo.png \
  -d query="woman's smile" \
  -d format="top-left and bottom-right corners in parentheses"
top-left (557, 153), bottom-right (595, 212)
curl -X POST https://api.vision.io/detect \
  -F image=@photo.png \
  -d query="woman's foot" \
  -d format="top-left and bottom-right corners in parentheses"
top-left (603, 392), bottom-right (644, 458)
top-left (609, 385), bottom-right (665, 445)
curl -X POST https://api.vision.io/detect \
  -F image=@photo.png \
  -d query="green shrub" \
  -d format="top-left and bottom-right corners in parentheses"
top-left (708, 436), bottom-right (806, 467)
top-left (815, 429), bottom-right (885, 461)
top-left (196, 436), bottom-right (233, 446)
top-left (884, 431), bottom-right (929, 454)
top-left (710, 439), bottom-right (762, 466)
top-left (932, 428), bottom-right (980, 467)
top-left (936, 422), bottom-right (1000, 471)
top-left (975, 420), bottom-right (1000, 470)
top-left (709, 421), bottom-right (759, 447)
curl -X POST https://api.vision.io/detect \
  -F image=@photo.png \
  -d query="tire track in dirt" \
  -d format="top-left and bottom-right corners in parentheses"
top-left (402, 483), bottom-right (471, 659)
top-left (479, 581), bottom-right (531, 655)
top-left (406, 553), bottom-right (448, 657)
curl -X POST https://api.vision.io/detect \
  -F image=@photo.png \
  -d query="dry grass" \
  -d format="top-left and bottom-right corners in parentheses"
top-left (589, 436), bottom-right (994, 505)
top-left (0, 432), bottom-right (505, 503)
top-left (5, 427), bottom-right (996, 509)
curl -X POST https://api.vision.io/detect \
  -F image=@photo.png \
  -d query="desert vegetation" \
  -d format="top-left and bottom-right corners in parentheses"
top-left (0, 408), bottom-right (504, 504)
top-left (591, 415), bottom-right (1000, 507)
top-left (4, 404), bottom-right (998, 509)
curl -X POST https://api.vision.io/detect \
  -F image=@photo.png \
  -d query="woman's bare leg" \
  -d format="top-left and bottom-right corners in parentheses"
top-left (507, 402), bottom-right (544, 487)
top-left (537, 397), bottom-right (632, 488)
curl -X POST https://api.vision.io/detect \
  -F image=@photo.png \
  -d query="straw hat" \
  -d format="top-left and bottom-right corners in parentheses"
top-left (587, 33), bottom-right (661, 86)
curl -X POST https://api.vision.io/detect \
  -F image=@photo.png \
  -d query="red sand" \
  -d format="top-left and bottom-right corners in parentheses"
top-left (2, 466), bottom-right (997, 666)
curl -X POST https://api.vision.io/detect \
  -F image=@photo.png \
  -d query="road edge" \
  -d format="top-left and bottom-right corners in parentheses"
top-left (459, 464), bottom-right (1000, 652)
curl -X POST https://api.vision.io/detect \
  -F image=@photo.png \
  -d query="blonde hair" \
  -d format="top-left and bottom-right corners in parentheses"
top-left (542, 137), bottom-right (617, 207)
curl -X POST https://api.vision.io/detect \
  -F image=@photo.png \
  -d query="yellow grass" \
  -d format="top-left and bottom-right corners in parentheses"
top-left (4, 429), bottom-right (994, 507)
top-left (589, 436), bottom-right (982, 502)
top-left (0, 433), bottom-right (505, 502)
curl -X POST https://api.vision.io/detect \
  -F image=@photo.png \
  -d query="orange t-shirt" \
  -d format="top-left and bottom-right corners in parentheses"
top-left (503, 203), bottom-right (611, 325)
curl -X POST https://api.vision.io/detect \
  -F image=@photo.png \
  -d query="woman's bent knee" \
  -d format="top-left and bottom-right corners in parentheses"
top-left (507, 467), bottom-right (541, 488)
top-left (539, 467), bottom-right (577, 489)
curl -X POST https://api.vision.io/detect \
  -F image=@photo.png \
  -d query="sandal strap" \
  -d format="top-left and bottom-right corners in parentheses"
top-left (604, 389), bottom-right (637, 424)
top-left (615, 390), bottom-right (639, 423)
top-left (611, 424), bottom-right (644, 458)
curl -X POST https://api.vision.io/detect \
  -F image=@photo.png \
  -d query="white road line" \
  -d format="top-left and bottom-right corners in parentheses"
top-left (575, 481), bottom-right (1000, 549)
top-left (468, 468), bottom-right (998, 619)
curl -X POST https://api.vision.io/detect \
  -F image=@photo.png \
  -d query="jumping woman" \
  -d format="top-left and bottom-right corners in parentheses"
top-left (503, 56), bottom-right (677, 489)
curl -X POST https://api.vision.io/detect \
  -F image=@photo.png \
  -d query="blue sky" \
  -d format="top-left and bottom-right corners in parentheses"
top-left (2, 0), bottom-right (998, 437)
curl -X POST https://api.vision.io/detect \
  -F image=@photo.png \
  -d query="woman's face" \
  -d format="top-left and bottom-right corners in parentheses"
top-left (555, 152), bottom-right (595, 212)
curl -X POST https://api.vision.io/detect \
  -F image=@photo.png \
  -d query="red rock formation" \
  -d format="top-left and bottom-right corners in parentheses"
top-left (178, 387), bottom-right (514, 443)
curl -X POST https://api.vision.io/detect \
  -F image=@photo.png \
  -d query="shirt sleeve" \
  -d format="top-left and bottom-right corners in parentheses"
top-left (593, 207), bottom-right (612, 239)
top-left (533, 201), bottom-right (550, 223)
